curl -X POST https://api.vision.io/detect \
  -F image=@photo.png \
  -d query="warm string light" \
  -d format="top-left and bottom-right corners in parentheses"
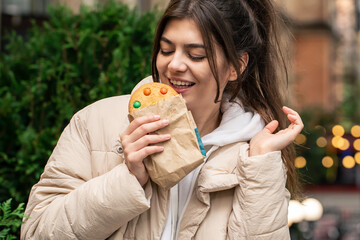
top-left (343, 156), bottom-right (355, 169)
top-left (331, 125), bottom-right (360, 168)
top-left (354, 139), bottom-right (360, 151)
top-left (297, 124), bottom-right (360, 170)
top-left (338, 138), bottom-right (350, 151)
top-left (355, 152), bottom-right (360, 164)
top-left (332, 125), bottom-right (345, 136)
top-left (295, 156), bottom-right (306, 168)
top-left (322, 156), bottom-right (334, 168)
top-left (330, 125), bottom-right (350, 150)
top-left (331, 136), bottom-right (347, 149)
top-left (351, 125), bottom-right (360, 138)
top-left (295, 134), bottom-right (307, 145)
top-left (316, 137), bottom-right (327, 148)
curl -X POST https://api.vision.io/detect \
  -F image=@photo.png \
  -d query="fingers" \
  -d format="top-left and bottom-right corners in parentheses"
top-left (130, 119), bottom-right (169, 142)
top-left (282, 106), bottom-right (298, 115)
top-left (282, 106), bottom-right (304, 142)
top-left (121, 115), bottom-right (171, 159)
top-left (128, 134), bottom-right (171, 153)
top-left (124, 134), bottom-right (170, 163)
top-left (264, 120), bottom-right (279, 134)
top-left (283, 106), bottom-right (304, 128)
top-left (121, 115), bottom-right (169, 143)
top-left (121, 114), bottom-right (170, 158)
top-left (250, 107), bottom-right (304, 155)
top-left (122, 115), bottom-right (161, 136)
top-left (127, 145), bottom-right (165, 164)
top-left (120, 115), bottom-right (171, 186)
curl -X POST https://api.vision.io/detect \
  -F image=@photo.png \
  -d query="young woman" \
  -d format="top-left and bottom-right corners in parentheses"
top-left (21, 0), bottom-right (303, 239)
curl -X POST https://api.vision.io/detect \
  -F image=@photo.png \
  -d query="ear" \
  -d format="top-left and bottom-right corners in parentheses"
top-left (240, 52), bottom-right (249, 74)
top-left (228, 65), bottom-right (238, 81)
top-left (228, 52), bottom-right (249, 81)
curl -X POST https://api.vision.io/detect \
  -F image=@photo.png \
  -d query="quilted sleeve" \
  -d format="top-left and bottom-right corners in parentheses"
top-left (21, 109), bottom-right (152, 240)
top-left (228, 144), bottom-right (290, 240)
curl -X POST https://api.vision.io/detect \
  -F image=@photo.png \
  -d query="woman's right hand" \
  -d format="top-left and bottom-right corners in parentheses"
top-left (120, 115), bottom-right (171, 186)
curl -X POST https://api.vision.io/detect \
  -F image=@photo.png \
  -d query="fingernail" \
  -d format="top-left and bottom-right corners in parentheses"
top-left (162, 120), bottom-right (169, 125)
top-left (153, 115), bottom-right (160, 120)
top-left (164, 134), bottom-right (171, 139)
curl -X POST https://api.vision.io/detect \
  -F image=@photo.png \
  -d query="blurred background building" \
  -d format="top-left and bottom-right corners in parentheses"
top-left (1, 0), bottom-right (360, 239)
top-left (2, 0), bottom-right (358, 109)
top-left (276, 0), bottom-right (341, 111)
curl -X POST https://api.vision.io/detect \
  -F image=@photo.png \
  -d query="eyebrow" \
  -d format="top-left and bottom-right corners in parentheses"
top-left (160, 37), bottom-right (205, 49)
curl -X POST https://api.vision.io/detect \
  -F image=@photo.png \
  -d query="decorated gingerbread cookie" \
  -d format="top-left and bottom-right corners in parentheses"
top-left (128, 82), bottom-right (178, 113)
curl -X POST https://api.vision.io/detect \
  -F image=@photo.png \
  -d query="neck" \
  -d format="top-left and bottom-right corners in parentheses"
top-left (191, 104), bottom-right (221, 137)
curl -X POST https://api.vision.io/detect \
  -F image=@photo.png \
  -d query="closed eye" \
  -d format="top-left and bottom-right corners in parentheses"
top-left (160, 49), bottom-right (174, 56)
top-left (188, 54), bottom-right (205, 61)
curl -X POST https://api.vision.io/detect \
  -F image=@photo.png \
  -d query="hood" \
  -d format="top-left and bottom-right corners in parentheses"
top-left (202, 97), bottom-right (265, 147)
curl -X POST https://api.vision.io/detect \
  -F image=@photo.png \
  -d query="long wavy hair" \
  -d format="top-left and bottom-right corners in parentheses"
top-left (151, 0), bottom-right (301, 199)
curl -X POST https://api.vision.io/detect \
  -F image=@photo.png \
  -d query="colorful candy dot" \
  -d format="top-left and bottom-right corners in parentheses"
top-left (133, 101), bottom-right (141, 108)
top-left (143, 88), bottom-right (151, 96)
top-left (160, 87), bottom-right (168, 95)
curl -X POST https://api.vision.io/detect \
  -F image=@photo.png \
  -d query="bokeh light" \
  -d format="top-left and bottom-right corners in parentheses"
top-left (332, 136), bottom-right (345, 148)
top-left (314, 125), bottom-right (327, 134)
top-left (295, 134), bottom-right (307, 145)
top-left (355, 152), bottom-right (360, 165)
top-left (295, 156), bottom-right (307, 168)
top-left (316, 137), bottom-right (327, 148)
top-left (322, 156), bottom-right (334, 168)
top-left (350, 125), bottom-right (360, 138)
top-left (338, 138), bottom-right (350, 151)
top-left (354, 139), bottom-right (360, 151)
top-left (288, 200), bottom-right (305, 226)
top-left (332, 125), bottom-right (345, 136)
top-left (302, 198), bottom-right (323, 221)
top-left (342, 156), bottom-right (355, 169)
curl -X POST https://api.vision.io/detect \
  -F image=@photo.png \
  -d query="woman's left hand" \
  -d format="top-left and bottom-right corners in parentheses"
top-left (249, 106), bottom-right (304, 156)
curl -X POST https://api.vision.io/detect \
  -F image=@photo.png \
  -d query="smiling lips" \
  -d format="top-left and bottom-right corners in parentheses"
top-left (169, 79), bottom-right (195, 89)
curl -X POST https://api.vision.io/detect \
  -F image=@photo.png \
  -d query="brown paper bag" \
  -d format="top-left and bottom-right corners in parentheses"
top-left (129, 94), bottom-right (205, 189)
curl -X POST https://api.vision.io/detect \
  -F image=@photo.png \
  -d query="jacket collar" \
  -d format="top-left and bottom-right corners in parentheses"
top-left (197, 142), bottom-right (243, 193)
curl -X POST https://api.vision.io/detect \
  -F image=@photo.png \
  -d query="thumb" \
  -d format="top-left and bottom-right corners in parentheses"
top-left (264, 120), bottom-right (279, 134)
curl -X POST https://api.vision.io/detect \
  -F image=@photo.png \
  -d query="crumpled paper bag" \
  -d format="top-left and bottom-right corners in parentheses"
top-left (128, 94), bottom-right (206, 189)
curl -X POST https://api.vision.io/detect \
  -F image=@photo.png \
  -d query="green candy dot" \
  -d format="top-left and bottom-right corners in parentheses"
top-left (133, 101), bottom-right (141, 108)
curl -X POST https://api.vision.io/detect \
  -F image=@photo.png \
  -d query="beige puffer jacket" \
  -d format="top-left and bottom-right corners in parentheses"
top-left (21, 82), bottom-right (290, 240)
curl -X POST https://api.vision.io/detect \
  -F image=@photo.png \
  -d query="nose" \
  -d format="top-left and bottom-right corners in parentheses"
top-left (168, 52), bottom-right (187, 73)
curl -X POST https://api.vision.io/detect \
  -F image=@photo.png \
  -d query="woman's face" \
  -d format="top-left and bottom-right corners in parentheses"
top-left (156, 18), bottom-right (236, 115)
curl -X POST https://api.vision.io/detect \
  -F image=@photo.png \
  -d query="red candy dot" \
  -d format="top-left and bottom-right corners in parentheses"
top-left (160, 87), bottom-right (168, 95)
top-left (143, 88), bottom-right (151, 96)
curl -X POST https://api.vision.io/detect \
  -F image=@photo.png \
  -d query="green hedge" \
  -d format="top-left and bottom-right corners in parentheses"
top-left (0, 199), bottom-right (26, 239)
top-left (0, 1), bottom-right (160, 207)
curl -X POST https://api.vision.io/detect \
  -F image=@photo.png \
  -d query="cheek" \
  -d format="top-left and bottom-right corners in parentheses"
top-left (156, 54), bottom-right (167, 72)
top-left (192, 63), bottom-right (213, 80)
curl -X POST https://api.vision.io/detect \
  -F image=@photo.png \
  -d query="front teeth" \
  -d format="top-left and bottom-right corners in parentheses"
top-left (170, 80), bottom-right (193, 86)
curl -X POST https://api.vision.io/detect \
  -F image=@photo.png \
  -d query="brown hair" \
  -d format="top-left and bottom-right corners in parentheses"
top-left (151, 0), bottom-right (301, 199)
